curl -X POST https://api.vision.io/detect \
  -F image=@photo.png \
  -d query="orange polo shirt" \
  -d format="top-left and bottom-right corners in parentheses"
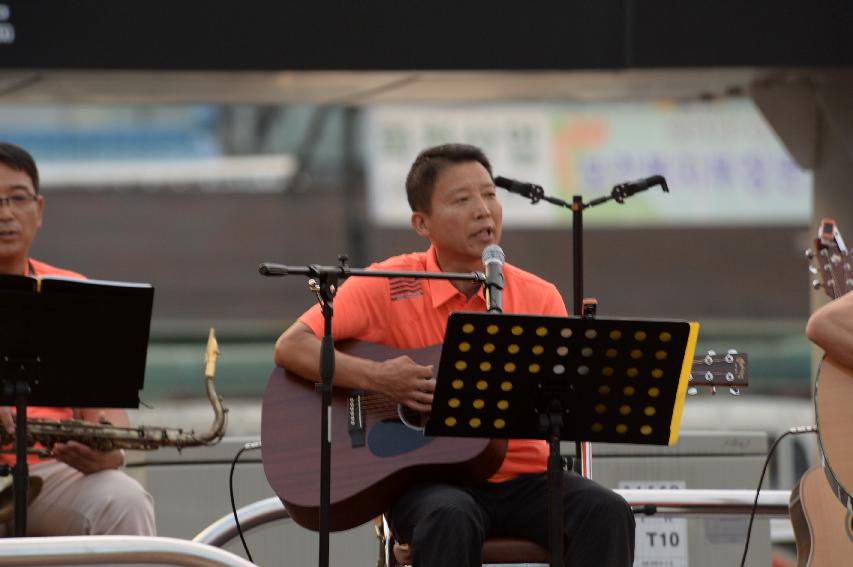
top-left (299, 245), bottom-right (568, 482)
top-left (0, 259), bottom-right (82, 465)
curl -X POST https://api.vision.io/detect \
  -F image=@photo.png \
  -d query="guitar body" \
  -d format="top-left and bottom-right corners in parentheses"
top-left (815, 356), bottom-right (853, 510)
top-left (790, 466), bottom-right (853, 567)
top-left (261, 341), bottom-right (507, 532)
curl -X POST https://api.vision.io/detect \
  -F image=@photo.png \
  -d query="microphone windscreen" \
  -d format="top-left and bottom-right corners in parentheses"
top-left (482, 244), bottom-right (505, 265)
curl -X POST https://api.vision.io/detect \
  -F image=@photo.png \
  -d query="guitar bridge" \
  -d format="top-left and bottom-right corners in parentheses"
top-left (348, 390), bottom-right (366, 448)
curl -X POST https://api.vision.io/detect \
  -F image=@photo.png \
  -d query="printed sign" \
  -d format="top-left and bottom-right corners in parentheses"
top-left (364, 100), bottom-right (811, 227)
top-left (619, 480), bottom-right (689, 567)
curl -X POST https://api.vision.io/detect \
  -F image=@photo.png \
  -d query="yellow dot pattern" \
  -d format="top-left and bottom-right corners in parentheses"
top-left (432, 314), bottom-right (687, 443)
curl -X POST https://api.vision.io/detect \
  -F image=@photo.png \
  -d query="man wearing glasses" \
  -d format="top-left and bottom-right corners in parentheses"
top-left (0, 141), bottom-right (155, 536)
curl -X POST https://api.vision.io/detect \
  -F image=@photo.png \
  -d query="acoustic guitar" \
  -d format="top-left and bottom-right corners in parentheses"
top-left (791, 219), bottom-right (853, 565)
top-left (261, 340), bottom-right (747, 532)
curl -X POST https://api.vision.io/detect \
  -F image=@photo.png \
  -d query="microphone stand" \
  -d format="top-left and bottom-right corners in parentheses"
top-left (495, 174), bottom-right (669, 567)
top-left (260, 256), bottom-right (486, 567)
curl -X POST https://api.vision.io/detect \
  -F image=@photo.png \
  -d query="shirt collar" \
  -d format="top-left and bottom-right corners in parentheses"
top-left (425, 245), bottom-right (486, 310)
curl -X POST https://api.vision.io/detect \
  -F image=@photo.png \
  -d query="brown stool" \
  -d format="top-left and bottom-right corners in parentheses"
top-left (392, 537), bottom-right (549, 566)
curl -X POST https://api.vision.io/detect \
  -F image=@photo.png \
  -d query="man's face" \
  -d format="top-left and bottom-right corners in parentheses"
top-left (0, 162), bottom-right (44, 271)
top-left (411, 160), bottom-right (502, 271)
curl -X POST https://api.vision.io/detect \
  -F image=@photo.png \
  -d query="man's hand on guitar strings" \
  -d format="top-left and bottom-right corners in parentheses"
top-left (368, 355), bottom-right (435, 413)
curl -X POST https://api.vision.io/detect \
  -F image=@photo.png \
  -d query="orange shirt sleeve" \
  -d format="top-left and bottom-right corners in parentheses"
top-left (298, 271), bottom-right (393, 342)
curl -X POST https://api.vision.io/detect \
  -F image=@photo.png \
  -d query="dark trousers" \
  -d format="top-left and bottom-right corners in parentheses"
top-left (388, 471), bottom-right (635, 567)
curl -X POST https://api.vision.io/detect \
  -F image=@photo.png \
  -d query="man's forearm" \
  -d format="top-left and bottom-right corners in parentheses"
top-left (275, 322), bottom-right (379, 391)
top-left (806, 290), bottom-right (853, 368)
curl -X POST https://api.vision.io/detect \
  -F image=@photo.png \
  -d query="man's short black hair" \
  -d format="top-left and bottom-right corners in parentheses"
top-left (405, 143), bottom-right (493, 214)
top-left (0, 142), bottom-right (39, 194)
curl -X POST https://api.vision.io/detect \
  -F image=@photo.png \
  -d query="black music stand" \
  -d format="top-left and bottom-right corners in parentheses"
top-left (426, 312), bottom-right (699, 567)
top-left (0, 274), bottom-right (153, 536)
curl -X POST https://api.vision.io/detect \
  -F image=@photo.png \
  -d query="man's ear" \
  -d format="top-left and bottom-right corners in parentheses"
top-left (35, 194), bottom-right (45, 229)
top-left (411, 211), bottom-right (430, 238)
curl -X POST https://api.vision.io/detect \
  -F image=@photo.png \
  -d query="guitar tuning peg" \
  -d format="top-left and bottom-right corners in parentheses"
top-left (724, 353), bottom-right (734, 363)
top-left (726, 348), bottom-right (738, 354)
top-left (729, 387), bottom-right (741, 396)
top-left (820, 249), bottom-right (829, 257)
top-left (687, 386), bottom-right (698, 396)
top-left (706, 350), bottom-right (717, 356)
top-left (808, 265), bottom-right (818, 274)
top-left (805, 248), bottom-right (815, 259)
top-left (812, 279), bottom-right (822, 290)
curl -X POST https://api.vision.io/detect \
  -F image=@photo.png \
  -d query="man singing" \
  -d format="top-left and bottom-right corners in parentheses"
top-left (275, 143), bottom-right (634, 566)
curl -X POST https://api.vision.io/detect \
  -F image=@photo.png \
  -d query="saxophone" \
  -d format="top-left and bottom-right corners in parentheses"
top-left (0, 328), bottom-right (228, 455)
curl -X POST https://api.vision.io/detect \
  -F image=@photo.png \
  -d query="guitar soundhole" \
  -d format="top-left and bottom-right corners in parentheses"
top-left (398, 405), bottom-right (429, 431)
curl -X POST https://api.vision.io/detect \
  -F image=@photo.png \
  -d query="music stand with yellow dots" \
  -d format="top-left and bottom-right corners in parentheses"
top-left (425, 311), bottom-right (699, 567)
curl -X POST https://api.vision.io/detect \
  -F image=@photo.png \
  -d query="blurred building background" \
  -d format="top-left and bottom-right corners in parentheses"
top-left (0, 98), bottom-right (814, 399)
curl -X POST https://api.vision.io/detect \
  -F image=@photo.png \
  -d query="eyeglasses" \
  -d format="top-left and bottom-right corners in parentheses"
top-left (0, 194), bottom-right (38, 210)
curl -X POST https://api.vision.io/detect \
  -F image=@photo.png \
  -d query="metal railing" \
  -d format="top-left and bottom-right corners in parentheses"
top-left (0, 535), bottom-right (256, 567)
top-left (192, 488), bottom-right (792, 548)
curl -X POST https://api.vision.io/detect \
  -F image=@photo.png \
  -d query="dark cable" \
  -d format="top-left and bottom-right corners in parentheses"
top-left (230, 442), bottom-right (262, 564)
top-left (739, 426), bottom-right (817, 567)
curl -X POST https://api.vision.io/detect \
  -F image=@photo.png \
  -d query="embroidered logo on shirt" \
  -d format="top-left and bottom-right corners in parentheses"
top-left (389, 277), bottom-right (423, 301)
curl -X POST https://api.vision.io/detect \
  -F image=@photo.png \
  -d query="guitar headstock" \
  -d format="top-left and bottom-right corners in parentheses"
top-left (687, 350), bottom-right (748, 396)
top-left (806, 218), bottom-right (853, 300)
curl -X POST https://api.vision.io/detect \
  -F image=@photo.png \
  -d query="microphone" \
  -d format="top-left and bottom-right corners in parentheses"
top-left (611, 175), bottom-right (669, 202)
top-left (482, 244), bottom-right (505, 313)
top-left (493, 176), bottom-right (545, 203)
